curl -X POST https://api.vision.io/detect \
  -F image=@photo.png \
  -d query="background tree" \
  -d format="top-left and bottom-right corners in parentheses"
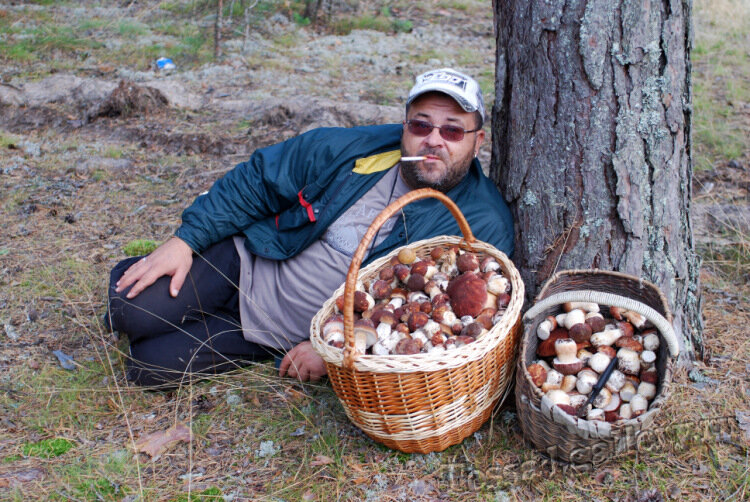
top-left (490, 0), bottom-right (703, 364)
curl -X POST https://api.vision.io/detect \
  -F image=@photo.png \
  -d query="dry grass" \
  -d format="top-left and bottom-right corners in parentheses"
top-left (1, 0), bottom-right (749, 500)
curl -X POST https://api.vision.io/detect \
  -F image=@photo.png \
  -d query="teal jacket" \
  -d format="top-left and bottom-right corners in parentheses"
top-left (175, 124), bottom-right (514, 264)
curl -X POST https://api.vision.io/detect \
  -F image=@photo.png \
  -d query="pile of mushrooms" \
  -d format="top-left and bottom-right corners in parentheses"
top-left (321, 246), bottom-right (513, 356)
top-left (528, 302), bottom-right (661, 422)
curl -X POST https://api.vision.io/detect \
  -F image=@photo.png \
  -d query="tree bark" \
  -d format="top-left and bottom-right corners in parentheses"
top-left (491, 0), bottom-right (703, 362)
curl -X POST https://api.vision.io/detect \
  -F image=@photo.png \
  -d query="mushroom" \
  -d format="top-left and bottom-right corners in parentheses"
top-left (553, 338), bottom-right (584, 375)
top-left (394, 337), bottom-right (421, 355)
top-left (587, 408), bottom-right (605, 421)
top-left (593, 388), bottom-right (612, 409)
top-left (630, 394), bottom-right (649, 416)
top-left (584, 312), bottom-right (606, 333)
top-left (590, 327), bottom-right (624, 347)
top-left (562, 309), bottom-right (586, 330)
top-left (446, 272), bottom-right (488, 318)
top-left (637, 382), bottom-right (657, 400)
top-left (640, 368), bottom-right (658, 384)
top-left (616, 336), bottom-right (644, 352)
top-left (563, 302), bottom-right (600, 313)
top-left (541, 369), bottom-right (564, 392)
top-left (577, 348), bottom-right (594, 366)
top-left (588, 352), bottom-right (612, 374)
top-left (398, 248), bottom-right (417, 265)
top-left (569, 392), bottom-right (588, 410)
top-left (619, 403), bottom-right (633, 420)
top-left (537, 316), bottom-right (557, 340)
top-left (486, 274), bottom-right (510, 296)
top-left (619, 381), bottom-right (637, 402)
top-left (576, 369), bottom-right (599, 395)
top-left (353, 319), bottom-right (377, 353)
top-left (369, 280), bottom-right (392, 300)
top-left (640, 350), bottom-right (657, 369)
top-left (456, 252), bottom-right (480, 273)
top-left (617, 348), bottom-right (641, 375)
top-left (603, 392), bottom-right (621, 412)
top-left (561, 374), bottom-right (578, 393)
top-left (480, 256), bottom-right (501, 273)
top-left (546, 389), bottom-right (571, 406)
top-left (569, 322), bottom-right (593, 344)
top-left (527, 363), bottom-right (548, 387)
top-left (642, 332), bottom-right (660, 351)
top-left (623, 310), bottom-right (647, 329)
top-left (604, 369), bottom-right (626, 393)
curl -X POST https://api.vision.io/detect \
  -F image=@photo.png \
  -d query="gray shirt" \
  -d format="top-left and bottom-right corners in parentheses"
top-left (234, 166), bottom-right (410, 349)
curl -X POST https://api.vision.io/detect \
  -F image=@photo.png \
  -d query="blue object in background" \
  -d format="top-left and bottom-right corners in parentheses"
top-left (155, 57), bottom-right (176, 70)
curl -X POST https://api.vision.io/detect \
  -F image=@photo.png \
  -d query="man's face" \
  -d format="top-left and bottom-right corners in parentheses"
top-left (400, 92), bottom-right (485, 192)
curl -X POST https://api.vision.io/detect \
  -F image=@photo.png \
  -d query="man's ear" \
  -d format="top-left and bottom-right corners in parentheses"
top-left (474, 130), bottom-right (486, 156)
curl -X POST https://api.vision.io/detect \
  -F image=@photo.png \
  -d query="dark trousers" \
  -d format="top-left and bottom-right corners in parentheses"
top-left (107, 238), bottom-right (279, 387)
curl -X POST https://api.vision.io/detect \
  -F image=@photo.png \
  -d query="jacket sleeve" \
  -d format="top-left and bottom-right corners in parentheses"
top-left (175, 129), bottom-right (346, 252)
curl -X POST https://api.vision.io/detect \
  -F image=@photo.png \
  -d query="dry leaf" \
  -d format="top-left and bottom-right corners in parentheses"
top-left (135, 422), bottom-right (193, 458)
top-left (353, 476), bottom-right (369, 485)
top-left (311, 454), bottom-right (334, 466)
top-left (302, 490), bottom-right (315, 501)
top-left (284, 386), bottom-right (308, 402)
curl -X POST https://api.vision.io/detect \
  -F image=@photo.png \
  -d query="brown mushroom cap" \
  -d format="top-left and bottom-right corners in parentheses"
top-left (446, 272), bottom-right (488, 318)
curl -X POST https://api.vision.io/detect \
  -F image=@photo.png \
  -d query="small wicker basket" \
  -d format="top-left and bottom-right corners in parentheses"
top-left (515, 269), bottom-right (680, 465)
top-left (310, 188), bottom-right (524, 454)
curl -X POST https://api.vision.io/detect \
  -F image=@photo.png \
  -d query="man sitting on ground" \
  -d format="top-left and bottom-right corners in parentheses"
top-left (107, 68), bottom-right (514, 386)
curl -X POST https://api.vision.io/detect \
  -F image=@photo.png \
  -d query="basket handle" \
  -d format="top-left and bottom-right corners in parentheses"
top-left (342, 187), bottom-right (476, 369)
top-left (523, 291), bottom-right (679, 357)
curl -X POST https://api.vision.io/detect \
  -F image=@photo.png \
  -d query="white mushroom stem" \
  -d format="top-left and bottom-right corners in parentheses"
top-left (486, 274), bottom-right (510, 295)
top-left (576, 369), bottom-right (599, 395)
top-left (591, 328), bottom-right (624, 347)
top-left (630, 394), bottom-right (649, 416)
top-left (588, 352), bottom-right (612, 373)
top-left (642, 333), bottom-right (660, 351)
top-left (534, 359), bottom-right (552, 372)
top-left (537, 316), bottom-right (557, 340)
top-left (593, 388), bottom-right (612, 409)
top-left (563, 302), bottom-right (600, 313)
top-left (619, 381), bottom-right (637, 402)
top-left (326, 330), bottom-right (345, 346)
top-left (605, 369), bottom-right (626, 393)
top-left (623, 310), bottom-right (647, 329)
top-left (587, 408), bottom-right (605, 421)
top-left (640, 350), bottom-right (657, 368)
top-left (638, 382), bottom-right (657, 400)
top-left (388, 297), bottom-right (404, 310)
top-left (619, 403), bottom-right (633, 420)
top-left (561, 375), bottom-right (577, 393)
top-left (423, 320), bottom-right (442, 336)
top-left (546, 389), bottom-right (571, 406)
top-left (617, 348), bottom-right (641, 375)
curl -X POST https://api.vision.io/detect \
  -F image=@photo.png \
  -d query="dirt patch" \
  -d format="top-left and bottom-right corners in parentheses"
top-left (92, 80), bottom-right (168, 119)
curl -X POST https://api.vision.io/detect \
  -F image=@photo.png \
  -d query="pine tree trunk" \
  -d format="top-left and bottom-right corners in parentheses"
top-left (491, 0), bottom-right (703, 362)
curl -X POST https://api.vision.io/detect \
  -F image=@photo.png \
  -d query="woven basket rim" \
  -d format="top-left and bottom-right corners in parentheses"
top-left (310, 235), bottom-right (524, 373)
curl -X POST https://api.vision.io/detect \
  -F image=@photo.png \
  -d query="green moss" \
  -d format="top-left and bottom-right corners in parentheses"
top-left (22, 438), bottom-right (75, 458)
top-left (122, 239), bottom-right (158, 257)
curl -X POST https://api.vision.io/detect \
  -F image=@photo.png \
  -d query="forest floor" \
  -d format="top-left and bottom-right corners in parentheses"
top-left (0, 0), bottom-right (748, 500)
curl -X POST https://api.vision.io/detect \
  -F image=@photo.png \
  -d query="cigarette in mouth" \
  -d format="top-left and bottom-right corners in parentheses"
top-left (400, 156), bottom-right (427, 161)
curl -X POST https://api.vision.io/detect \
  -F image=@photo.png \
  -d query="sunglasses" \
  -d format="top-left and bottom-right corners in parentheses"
top-left (405, 119), bottom-right (481, 142)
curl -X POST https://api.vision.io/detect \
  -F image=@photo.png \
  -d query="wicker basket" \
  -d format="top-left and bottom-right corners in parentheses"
top-left (515, 269), bottom-right (680, 465)
top-left (310, 188), bottom-right (524, 454)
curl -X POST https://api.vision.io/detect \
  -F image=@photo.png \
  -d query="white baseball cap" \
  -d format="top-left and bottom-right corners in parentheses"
top-left (406, 68), bottom-right (485, 124)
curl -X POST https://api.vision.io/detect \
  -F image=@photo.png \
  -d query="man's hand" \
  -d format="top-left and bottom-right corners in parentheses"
top-left (279, 341), bottom-right (327, 382)
top-left (115, 236), bottom-right (194, 299)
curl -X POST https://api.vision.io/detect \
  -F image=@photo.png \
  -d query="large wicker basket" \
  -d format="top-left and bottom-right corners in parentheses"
top-left (310, 188), bottom-right (524, 454)
top-left (515, 269), bottom-right (680, 465)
